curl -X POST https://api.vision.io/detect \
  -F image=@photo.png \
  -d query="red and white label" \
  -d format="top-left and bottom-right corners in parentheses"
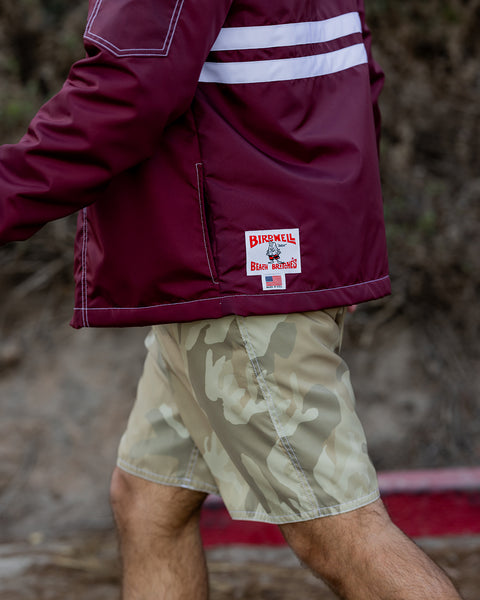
top-left (245, 228), bottom-right (301, 288)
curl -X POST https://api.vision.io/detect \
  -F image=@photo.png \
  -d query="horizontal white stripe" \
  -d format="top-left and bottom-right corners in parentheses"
top-left (211, 12), bottom-right (362, 52)
top-left (199, 43), bottom-right (368, 85)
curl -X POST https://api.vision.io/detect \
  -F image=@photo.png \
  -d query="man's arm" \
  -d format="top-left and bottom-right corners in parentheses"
top-left (0, 0), bottom-right (233, 244)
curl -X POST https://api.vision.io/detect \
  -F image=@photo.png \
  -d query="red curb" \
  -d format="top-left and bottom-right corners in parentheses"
top-left (378, 467), bottom-right (480, 493)
top-left (200, 467), bottom-right (480, 546)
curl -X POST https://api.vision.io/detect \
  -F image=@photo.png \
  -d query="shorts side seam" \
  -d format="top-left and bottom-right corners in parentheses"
top-left (236, 317), bottom-right (321, 514)
top-left (184, 446), bottom-right (200, 483)
top-left (117, 458), bottom-right (218, 494)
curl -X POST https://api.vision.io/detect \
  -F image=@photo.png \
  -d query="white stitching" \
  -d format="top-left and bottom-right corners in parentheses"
top-left (236, 318), bottom-right (321, 513)
top-left (226, 489), bottom-right (380, 522)
top-left (84, 0), bottom-right (181, 55)
top-left (81, 208), bottom-right (90, 327)
top-left (83, 208), bottom-right (90, 327)
top-left (117, 458), bottom-right (218, 493)
top-left (185, 446), bottom-right (200, 483)
top-left (73, 275), bottom-right (390, 311)
top-left (84, 0), bottom-right (185, 57)
top-left (84, 209), bottom-right (90, 327)
top-left (80, 210), bottom-right (86, 327)
top-left (163, 0), bottom-right (185, 56)
top-left (86, 0), bottom-right (102, 30)
top-left (195, 163), bottom-right (218, 285)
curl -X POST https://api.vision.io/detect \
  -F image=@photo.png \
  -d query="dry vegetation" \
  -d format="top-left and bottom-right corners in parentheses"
top-left (359, 0), bottom-right (480, 467)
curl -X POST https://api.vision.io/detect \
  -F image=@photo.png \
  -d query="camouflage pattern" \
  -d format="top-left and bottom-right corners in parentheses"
top-left (117, 309), bottom-right (379, 523)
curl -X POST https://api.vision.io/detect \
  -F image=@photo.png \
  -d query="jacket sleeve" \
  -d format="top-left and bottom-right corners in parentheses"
top-left (0, 0), bottom-right (233, 245)
top-left (358, 0), bottom-right (384, 150)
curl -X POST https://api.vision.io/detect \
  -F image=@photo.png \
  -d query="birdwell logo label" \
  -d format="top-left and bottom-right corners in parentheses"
top-left (245, 228), bottom-right (301, 291)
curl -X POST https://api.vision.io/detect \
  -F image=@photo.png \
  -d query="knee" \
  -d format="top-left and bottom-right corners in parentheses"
top-left (281, 518), bottom-right (348, 589)
top-left (110, 467), bottom-right (143, 534)
top-left (280, 501), bottom-right (394, 580)
top-left (110, 467), bottom-right (135, 522)
top-left (110, 467), bottom-right (206, 537)
top-left (281, 519), bottom-right (323, 568)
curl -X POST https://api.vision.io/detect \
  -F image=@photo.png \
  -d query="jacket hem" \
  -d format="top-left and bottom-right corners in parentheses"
top-left (70, 275), bottom-right (391, 328)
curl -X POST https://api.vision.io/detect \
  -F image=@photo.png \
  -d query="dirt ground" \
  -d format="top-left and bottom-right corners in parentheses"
top-left (0, 533), bottom-right (479, 599)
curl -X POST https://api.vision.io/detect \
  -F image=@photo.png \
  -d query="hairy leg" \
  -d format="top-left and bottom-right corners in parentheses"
top-left (110, 467), bottom-right (208, 600)
top-left (281, 499), bottom-right (462, 600)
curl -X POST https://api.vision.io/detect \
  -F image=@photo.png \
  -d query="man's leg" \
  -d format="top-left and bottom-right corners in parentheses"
top-left (110, 467), bottom-right (208, 600)
top-left (281, 498), bottom-right (461, 600)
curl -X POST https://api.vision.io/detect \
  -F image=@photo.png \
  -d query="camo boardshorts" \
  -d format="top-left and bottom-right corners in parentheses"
top-left (117, 309), bottom-right (379, 524)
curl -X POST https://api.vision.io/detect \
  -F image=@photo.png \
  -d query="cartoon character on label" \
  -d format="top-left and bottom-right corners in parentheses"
top-left (266, 241), bottom-right (284, 264)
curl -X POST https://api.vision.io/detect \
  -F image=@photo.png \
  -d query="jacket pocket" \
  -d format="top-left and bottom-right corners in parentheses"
top-left (195, 162), bottom-right (219, 285)
top-left (84, 0), bottom-right (184, 57)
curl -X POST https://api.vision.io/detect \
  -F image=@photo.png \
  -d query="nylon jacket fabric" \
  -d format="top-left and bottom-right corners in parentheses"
top-left (0, 0), bottom-right (390, 328)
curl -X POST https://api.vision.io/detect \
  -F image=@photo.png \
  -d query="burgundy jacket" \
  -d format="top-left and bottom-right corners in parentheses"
top-left (0, 0), bottom-right (390, 328)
